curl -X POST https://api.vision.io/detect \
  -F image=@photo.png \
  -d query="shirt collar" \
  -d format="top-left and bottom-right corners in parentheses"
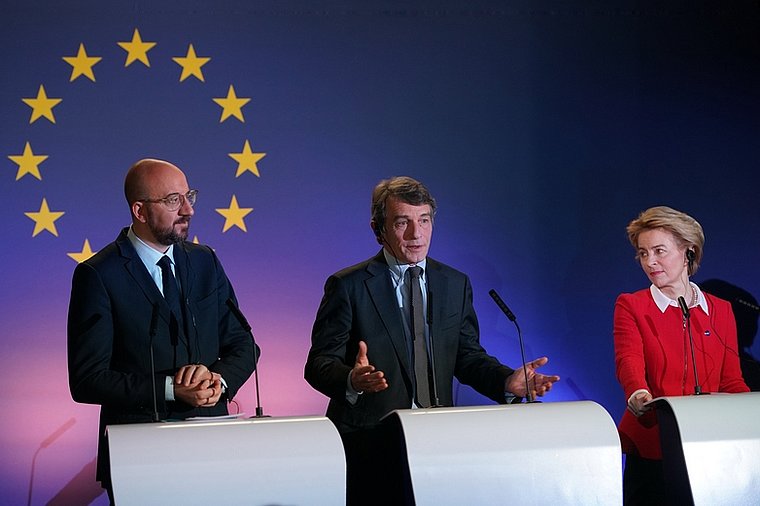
top-left (383, 248), bottom-right (427, 279)
top-left (649, 282), bottom-right (709, 315)
top-left (127, 225), bottom-right (175, 267)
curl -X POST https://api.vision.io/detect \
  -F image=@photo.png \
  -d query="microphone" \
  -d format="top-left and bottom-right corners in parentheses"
top-left (226, 298), bottom-right (267, 418)
top-left (677, 295), bottom-right (690, 320)
top-left (736, 297), bottom-right (760, 313)
top-left (426, 290), bottom-right (442, 408)
top-left (489, 289), bottom-right (535, 403)
top-left (149, 302), bottom-right (161, 422)
top-left (40, 417), bottom-right (76, 449)
top-left (678, 296), bottom-right (704, 395)
top-left (28, 418), bottom-right (76, 506)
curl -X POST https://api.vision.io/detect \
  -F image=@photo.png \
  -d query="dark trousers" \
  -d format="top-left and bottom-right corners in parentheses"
top-left (623, 455), bottom-right (671, 506)
top-left (340, 425), bottom-right (414, 506)
top-left (103, 481), bottom-right (115, 506)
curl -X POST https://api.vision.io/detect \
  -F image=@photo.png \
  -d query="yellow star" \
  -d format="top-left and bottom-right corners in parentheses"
top-left (212, 85), bottom-right (250, 123)
top-left (62, 43), bottom-right (102, 82)
top-left (215, 195), bottom-right (253, 233)
top-left (172, 44), bottom-right (211, 82)
top-left (8, 142), bottom-right (48, 180)
top-left (25, 198), bottom-right (65, 237)
top-left (22, 85), bottom-right (62, 124)
top-left (229, 140), bottom-right (266, 177)
top-left (67, 239), bottom-right (96, 263)
top-left (117, 28), bottom-right (156, 67)
top-left (192, 236), bottom-right (200, 244)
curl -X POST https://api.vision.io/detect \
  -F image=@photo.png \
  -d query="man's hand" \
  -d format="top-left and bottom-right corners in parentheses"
top-left (505, 356), bottom-right (560, 399)
top-left (174, 365), bottom-right (222, 408)
top-left (350, 341), bottom-right (388, 394)
top-left (175, 364), bottom-right (213, 387)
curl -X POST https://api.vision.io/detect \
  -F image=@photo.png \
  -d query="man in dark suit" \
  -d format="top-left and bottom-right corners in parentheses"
top-left (304, 176), bottom-right (559, 505)
top-left (67, 158), bottom-right (257, 501)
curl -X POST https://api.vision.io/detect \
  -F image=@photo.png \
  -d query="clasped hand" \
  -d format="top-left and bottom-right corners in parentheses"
top-left (174, 364), bottom-right (222, 408)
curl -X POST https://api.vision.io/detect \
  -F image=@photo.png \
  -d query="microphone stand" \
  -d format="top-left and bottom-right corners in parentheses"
top-left (27, 418), bottom-right (76, 506)
top-left (426, 290), bottom-right (443, 408)
top-left (678, 296), bottom-right (707, 396)
top-left (489, 289), bottom-right (537, 403)
top-left (226, 298), bottom-right (268, 417)
top-left (149, 303), bottom-right (161, 422)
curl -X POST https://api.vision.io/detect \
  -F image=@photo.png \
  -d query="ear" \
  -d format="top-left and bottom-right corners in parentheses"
top-left (371, 221), bottom-right (383, 245)
top-left (132, 201), bottom-right (147, 223)
top-left (685, 248), bottom-right (696, 273)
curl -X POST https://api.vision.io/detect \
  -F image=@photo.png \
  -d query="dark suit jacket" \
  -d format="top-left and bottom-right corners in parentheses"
top-left (305, 250), bottom-right (513, 433)
top-left (67, 227), bottom-right (257, 482)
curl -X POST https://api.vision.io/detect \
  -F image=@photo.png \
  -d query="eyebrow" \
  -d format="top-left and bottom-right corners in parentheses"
top-left (393, 212), bottom-right (431, 219)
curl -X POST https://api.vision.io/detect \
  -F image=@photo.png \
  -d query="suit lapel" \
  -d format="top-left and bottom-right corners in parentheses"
top-left (365, 252), bottom-right (414, 382)
top-left (171, 243), bottom-right (192, 349)
top-left (173, 243), bottom-right (191, 301)
top-left (116, 229), bottom-right (164, 310)
top-left (115, 228), bottom-right (186, 337)
top-left (425, 258), bottom-right (448, 336)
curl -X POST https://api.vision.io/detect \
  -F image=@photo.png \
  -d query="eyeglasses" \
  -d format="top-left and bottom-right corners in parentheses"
top-left (138, 190), bottom-right (198, 211)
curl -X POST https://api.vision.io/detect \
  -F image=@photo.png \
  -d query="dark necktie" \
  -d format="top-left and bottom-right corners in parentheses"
top-left (408, 266), bottom-right (431, 407)
top-left (157, 255), bottom-right (184, 335)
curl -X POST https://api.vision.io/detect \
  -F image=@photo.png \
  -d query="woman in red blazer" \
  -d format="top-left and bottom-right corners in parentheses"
top-left (613, 206), bottom-right (748, 505)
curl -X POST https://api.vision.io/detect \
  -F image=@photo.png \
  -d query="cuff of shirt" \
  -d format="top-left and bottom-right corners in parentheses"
top-left (165, 376), bottom-right (174, 402)
top-left (166, 374), bottom-right (226, 403)
top-left (504, 392), bottom-right (522, 404)
top-left (346, 373), bottom-right (362, 405)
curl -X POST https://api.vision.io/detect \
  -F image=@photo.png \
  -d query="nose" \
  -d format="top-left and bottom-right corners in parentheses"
top-left (405, 220), bottom-right (422, 239)
top-left (179, 196), bottom-right (194, 216)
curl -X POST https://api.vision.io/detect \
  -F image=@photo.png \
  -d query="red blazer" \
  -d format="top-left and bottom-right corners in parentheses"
top-left (613, 288), bottom-right (748, 459)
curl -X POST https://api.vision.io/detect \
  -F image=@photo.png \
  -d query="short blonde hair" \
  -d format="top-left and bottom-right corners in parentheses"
top-left (626, 206), bottom-right (705, 275)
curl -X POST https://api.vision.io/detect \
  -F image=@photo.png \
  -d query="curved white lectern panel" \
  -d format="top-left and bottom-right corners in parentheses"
top-left (107, 416), bottom-right (345, 506)
top-left (385, 401), bottom-right (621, 505)
top-left (652, 392), bottom-right (760, 505)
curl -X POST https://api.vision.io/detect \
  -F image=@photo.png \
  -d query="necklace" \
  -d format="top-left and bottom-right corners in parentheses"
top-left (689, 284), bottom-right (698, 307)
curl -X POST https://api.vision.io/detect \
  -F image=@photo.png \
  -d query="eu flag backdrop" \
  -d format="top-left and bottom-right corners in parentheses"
top-left (2, 1), bottom-right (759, 504)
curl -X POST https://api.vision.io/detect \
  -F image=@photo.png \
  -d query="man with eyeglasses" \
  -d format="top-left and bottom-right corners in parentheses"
top-left (67, 158), bottom-right (257, 502)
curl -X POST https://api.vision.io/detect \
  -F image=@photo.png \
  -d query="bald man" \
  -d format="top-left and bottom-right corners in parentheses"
top-left (67, 159), bottom-right (257, 499)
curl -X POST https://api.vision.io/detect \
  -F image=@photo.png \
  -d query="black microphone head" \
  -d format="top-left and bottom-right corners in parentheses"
top-left (489, 289), bottom-right (517, 322)
top-left (677, 296), bottom-right (690, 318)
top-left (226, 297), bottom-right (252, 332)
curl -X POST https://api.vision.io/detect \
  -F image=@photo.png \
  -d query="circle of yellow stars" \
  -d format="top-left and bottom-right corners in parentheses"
top-left (8, 28), bottom-right (268, 263)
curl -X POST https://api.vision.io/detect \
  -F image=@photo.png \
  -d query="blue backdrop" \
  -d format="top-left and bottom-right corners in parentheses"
top-left (2, 1), bottom-right (758, 504)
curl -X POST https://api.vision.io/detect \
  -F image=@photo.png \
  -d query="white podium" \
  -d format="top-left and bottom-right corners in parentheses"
top-left (652, 392), bottom-right (760, 505)
top-left (107, 415), bottom-right (346, 506)
top-left (384, 401), bottom-right (622, 505)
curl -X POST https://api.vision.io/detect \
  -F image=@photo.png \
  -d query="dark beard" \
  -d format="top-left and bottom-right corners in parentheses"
top-left (152, 219), bottom-right (190, 246)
